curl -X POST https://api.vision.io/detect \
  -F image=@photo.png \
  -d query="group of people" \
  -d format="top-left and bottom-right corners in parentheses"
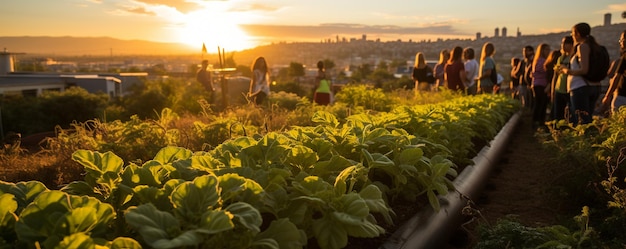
top-left (411, 22), bottom-right (626, 129)
top-left (511, 23), bottom-right (626, 128)
top-left (411, 43), bottom-right (497, 95)
top-left (196, 56), bottom-right (271, 106)
top-left (197, 56), bottom-right (334, 107)
top-left (196, 22), bottom-right (626, 124)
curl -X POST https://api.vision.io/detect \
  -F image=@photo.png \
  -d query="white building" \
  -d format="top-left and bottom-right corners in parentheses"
top-left (0, 49), bottom-right (146, 97)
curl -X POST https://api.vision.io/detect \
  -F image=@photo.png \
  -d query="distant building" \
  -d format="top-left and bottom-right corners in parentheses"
top-left (604, 13), bottom-right (611, 26)
top-left (517, 27), bottom-right (522, 37)
top-left (362, 34), bottom-right (367, 41)
top-left (0, 50), bottom-right (146, 97)
top-left (476, 32), bottom-right (482, 40)
top-left (494, 27), bottom-right (500, 38)
top-left (502, 27), bottom-right (507, 37)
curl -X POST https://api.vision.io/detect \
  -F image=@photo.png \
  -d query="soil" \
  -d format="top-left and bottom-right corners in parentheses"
top-left (445, 110), bottom-right (577, 248)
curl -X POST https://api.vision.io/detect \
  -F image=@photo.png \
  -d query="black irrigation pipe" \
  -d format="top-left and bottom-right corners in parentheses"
top-left (380, 110), bottom-right (522, 249)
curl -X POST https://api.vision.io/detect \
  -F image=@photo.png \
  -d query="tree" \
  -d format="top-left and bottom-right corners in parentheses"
top-left (288, 62), bottom-right (305, 83)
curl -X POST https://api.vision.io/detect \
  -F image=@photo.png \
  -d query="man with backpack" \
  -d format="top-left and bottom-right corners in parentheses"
top-left (559, 22), bottom-right (610, 125)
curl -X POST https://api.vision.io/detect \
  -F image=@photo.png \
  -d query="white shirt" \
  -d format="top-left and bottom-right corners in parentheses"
top-left (252, 69), bottom-right (270, 95)
top-left (464, 59), bottom-right (479, 87)
top-left (567, 56), bottom-right (587, 92)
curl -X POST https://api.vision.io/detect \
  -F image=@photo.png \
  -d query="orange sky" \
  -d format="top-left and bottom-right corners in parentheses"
top-left (2, 1), bottom-right (626, 53)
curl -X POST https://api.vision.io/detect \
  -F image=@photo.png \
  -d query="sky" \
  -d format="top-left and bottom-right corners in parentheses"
top-left (2, 0), bottom-right (626, 53)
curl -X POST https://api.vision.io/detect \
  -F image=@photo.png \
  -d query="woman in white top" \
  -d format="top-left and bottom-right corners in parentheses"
top-left (249, 57), bottom-right (271, 105)
top-left (560, 22), bottom-right (601, 125)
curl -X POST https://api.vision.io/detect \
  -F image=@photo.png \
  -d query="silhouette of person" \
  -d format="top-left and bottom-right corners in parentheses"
top-left (476, 42), bottom-right (497, 94)
top-left (313, 60), bottom-right (332, 105)
top-left (463, 47), bottom-right (479, 95)
top-left (412, 52), bottom-right (435, 92)
top-left (196, 59), bottom-right (215, 103)
top-left (248, 57), bottom-right (271, 106)
top-left (601, 30), bottom-right (626, 115)
top-left (433, 49), bottom-right (449, 91)
top-left (552, 36), bottom-right (574, 121)
top-left (444, 46), bottom-right (466, 91)
top-left (530, 43), bottom-right (551, 129)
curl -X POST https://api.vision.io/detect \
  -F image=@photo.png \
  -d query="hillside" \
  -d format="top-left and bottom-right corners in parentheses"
top-left (1, 22), bottom-right (624, 68)
top-left (0, 36), bottom-right (197, 56)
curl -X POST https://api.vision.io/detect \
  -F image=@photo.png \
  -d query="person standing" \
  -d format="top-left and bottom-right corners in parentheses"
top-left (433, 49), bottom-right (449, 91)
top-left (444, 46), bottom-right (466, 92)
top-left (249, 57), bottom-right (271, 106)
top-left (560, 22), bottom-right (602, 125)
top-left (313, 60), bottom-right (332, 105)
top-left (197, 60), bottom-right (215, 104)
top-left (476, 42), bottom-right (497, 94)
top-left (463, 47), bottom-right (479, 95)
top-left (531, 43), bottom-right (551, 128)
top-left (552, 36), bottom-right (575, 121)
top-left (510, 57), bottom-right (521, 99)
top-left (601, 30), bottom-right (626, 115)
top-left (513, 46), bottom-right (535, 108)
top-left (412, 52), bottom-right (435, 92)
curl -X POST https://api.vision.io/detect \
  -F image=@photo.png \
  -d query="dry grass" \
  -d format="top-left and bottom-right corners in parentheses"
top-left (0, 151), bottom-right (83, 189)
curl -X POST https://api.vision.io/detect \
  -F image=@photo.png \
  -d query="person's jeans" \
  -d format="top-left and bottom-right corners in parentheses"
top-left (570, 85), bottom-right (600, 125)
top-left (532, 85), bottom-right (548, 124)
top-left (553, 91), bottom-right (570, 121)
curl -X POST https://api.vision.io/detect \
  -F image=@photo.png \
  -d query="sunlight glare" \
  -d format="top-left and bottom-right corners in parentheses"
top-left (175, 7), bottom-right (256, 53)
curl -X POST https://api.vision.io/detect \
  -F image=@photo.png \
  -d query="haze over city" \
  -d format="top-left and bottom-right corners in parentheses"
top-left (3, 0), bottom-right (626, 53)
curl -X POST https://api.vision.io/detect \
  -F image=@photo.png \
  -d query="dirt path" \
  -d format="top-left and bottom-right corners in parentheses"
top-left (448, 111), bottom-right (574, 248)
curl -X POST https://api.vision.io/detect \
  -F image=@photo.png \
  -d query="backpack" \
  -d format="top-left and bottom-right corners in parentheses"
top-left (490, 63), bottom-right (498, 85)
top-left (580, 43), bottom-right (610, 83)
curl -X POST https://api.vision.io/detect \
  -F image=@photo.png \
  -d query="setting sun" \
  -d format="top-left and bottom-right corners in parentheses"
top-left (174, 6), bottom-right (257, 53)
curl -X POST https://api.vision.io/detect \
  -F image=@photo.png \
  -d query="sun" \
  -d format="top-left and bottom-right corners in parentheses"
top-left (175, 9), bottom-right (257, 53)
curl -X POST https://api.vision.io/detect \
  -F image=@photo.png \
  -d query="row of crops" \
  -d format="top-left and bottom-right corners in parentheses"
top-left (0, 93), bottom-right (519, 249)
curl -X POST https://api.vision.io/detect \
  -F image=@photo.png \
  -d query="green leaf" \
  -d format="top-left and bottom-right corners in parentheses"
top-left (333, 193), bottom-right (369, 224)
top-left (170, 175), bottom-right (220, 222)
top-left (153, 146), bottom-right (193, 164)
top-left (293, 176), bottom-right (332, 196)
top-left (250, 238), bottom-right (280, 249)
top-left (125, 203), bottom-right (197, 248)
top-left (285, 145), bottom-right (318, 169)
top-left (197, 209), bottom-right (234, 234)
top-left (54, 233), bottom-right (94, 249)
top-left (0, 180), bottom-right (48, 212)
top-left (218, 174), bottom-right (264, 205)
top-left (224, 202), bottom-right (262, 233)
top-left (0, 194), bottom-right (17, 240)
top-left (311, 155), bottom-right (353, 177)
top-left (396, 147), bottom-right (424, 166)
top-left (61, 207), bottom-right (98, 234)
top-left (311, 111), bottom-right (339, 128)
top-left (15, 190), bottom-right (69, 243)
top-left (120, 164), bottom-right (162, 187)
top-left (427, 190), bottom-right (441, 211)
top-left (109, 237), bottom-right (142, 249)
top-left (151, 230), bottom-right (202, 249)
top-left (60, 181), bottom-right (97, 198)
top-left (72, 150), bottom-right (124, 184)
top-left (132, 186), bottom-right (172, 211)
top-left (191, 154), bottom-right (221, 172)
top-left (312, 215), bottom-right (348, 249)
top-left (358, 185), bottom-right (393, 225)
top-left (256, 218), bottom-right (306, 249)
top-left (16, 191), bottom-right (115, 245)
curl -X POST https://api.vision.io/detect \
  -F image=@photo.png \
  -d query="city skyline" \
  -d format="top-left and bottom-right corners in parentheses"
top-left (2, 1), bottom-right (625, 53)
